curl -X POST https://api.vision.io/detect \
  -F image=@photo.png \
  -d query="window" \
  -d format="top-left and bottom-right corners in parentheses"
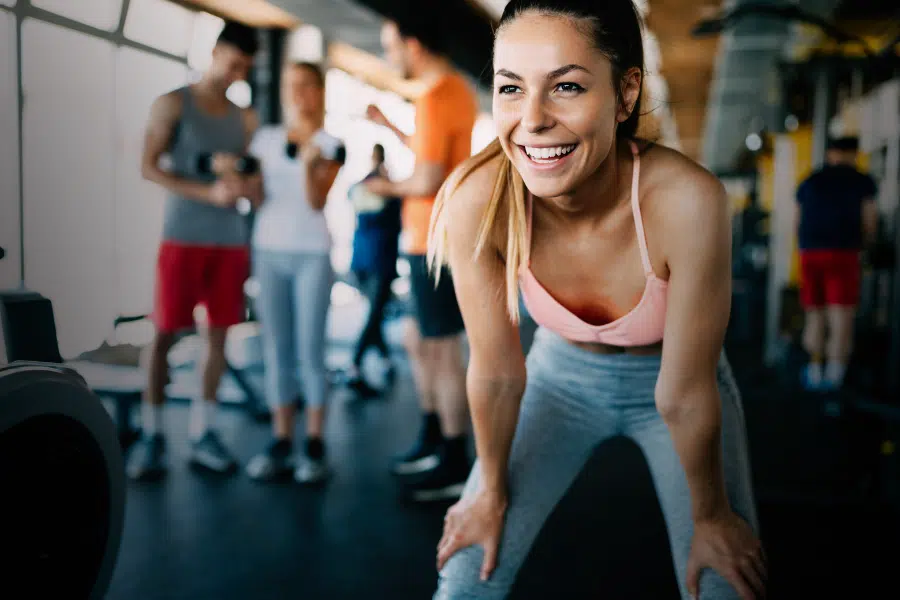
top-left (472, 114), bottom-right (495, 155)
top-left (287, 24), bottom-right (324, 63)
top-left (22, 19), bottom-right (117, 358)
top-left (187, 11), bottom-right (224, 73)
top-left (323, 69), bottom-right (415, 273)
top-left (114, 47), bottom-right (187, 317)
top-left (0, 10), bottom-right (19, 287)
top-left (31, 0), bottom-right (122, 31)
top-left (123, 0), bottom-right (195, 57)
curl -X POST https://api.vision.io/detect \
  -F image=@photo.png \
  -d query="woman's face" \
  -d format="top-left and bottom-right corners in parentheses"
top-left (283, 65), bottom-right (324, 120)
top-left (492, 13), bottom-right (638, 199)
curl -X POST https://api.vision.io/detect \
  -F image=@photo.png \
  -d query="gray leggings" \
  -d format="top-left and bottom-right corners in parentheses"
top-left (253, 250), bottom-right (333, 408)
top-left (435, 328), bottom-right (759, 599)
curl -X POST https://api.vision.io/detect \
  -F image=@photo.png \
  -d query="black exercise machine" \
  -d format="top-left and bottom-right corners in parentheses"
top-left (0, 361), bottom-right (126, 598)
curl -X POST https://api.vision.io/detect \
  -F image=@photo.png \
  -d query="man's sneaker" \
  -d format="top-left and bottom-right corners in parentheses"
top-left (392, 437), bottom-right (441, 476)
top-left (246, 439), bottom-right (295, 481)
top-left (294, 457), bottom-right (330, 484)
top-left (407, 458), bottom-right (470, 502)
top-left (189, 430), bottom-right (237, 473)
top-left (802, 362), bottom-right (823, 391)
top-left (126, 433), bottom-right (167, 481)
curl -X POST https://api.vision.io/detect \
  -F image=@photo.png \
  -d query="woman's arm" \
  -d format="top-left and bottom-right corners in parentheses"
top-left (303, 152), bottom-right (342, 211)
top-left (655, 170), bottom-right (732, 522)
top-left (443, 159), bottom-right (527, 501)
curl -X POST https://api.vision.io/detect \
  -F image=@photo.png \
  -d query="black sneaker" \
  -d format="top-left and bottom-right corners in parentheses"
top-left (392, 436), bottom-right (441, 476)
top-left (407, 457), bottom-right (470, 502)
top-left (246, 439), bottom-right (295, 481)
top-left (126, 433), bottom-right (167, 481)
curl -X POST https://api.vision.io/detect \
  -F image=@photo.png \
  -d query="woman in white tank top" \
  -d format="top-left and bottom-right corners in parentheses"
top-left (245, 62), bottom-right (345, 484)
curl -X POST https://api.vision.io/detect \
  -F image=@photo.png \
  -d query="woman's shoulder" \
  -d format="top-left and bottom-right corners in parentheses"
top-left (444, 143), bottom-right (507, 213)
top-left (440, 142), bottom-right (509, 246)
top-left (637, 140), bottom-right (727, 227)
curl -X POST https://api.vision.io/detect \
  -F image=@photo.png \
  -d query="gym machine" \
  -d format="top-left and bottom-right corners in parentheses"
top-left (0, 246), bottom-right (126, 597)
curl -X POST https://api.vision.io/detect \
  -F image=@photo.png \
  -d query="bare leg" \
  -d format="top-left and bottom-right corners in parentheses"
top-left (432, 335), bottom-right (468, 438)
top-left (273, 405), bottom-right (296, 440)
top-left (405, 318), bottom-right (437, 413)
top-left (825, 305), bottom-right (856, 386)
top-left (802, 308), bottom-right (826, 361)
top-left (306, 405), bottom-right (325, 439)
top-left (143, 329), bottom-right (177, 409)
top-left (200, 327), bottom-right (228, 402)
top-left (189, 326), bottom-right (228, 439)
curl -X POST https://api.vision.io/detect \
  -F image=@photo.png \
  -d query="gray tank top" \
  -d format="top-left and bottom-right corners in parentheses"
top-left (162, 86), bottom-right (248, 246)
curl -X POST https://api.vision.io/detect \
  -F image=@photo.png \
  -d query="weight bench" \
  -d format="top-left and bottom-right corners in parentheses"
top-left (0, 293), bottom-right (267, 450)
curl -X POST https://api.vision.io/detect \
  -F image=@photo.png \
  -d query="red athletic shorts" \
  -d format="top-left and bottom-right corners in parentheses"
top-left (798, 249), bottom-right (861, 308)
top-left (152, 241), bottom-right (250, 332)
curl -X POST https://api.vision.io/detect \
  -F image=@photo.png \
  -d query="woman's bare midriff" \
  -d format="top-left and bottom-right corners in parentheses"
top-left (570, 340), bottom-right (663, 356)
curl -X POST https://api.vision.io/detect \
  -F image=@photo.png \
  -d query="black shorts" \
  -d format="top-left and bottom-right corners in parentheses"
top-left (406, 254), bottom-right (464, 338)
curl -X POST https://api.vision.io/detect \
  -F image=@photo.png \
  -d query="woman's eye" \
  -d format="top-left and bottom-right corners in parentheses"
top-left (556, 82), bottom-right (585, 94)
top-left (496, 85), bottom-right (520, 95)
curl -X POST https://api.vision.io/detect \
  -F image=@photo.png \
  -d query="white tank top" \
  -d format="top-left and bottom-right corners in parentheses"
top-left (250, 125), bottom-right (344, 254)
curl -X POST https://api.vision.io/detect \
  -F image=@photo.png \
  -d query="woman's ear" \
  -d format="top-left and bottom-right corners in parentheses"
top-left (616, 67), bottom-right (642, 123)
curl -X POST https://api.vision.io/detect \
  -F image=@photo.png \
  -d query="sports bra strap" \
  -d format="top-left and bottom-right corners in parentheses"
top-left (628, 141), bottom-right (653, 276)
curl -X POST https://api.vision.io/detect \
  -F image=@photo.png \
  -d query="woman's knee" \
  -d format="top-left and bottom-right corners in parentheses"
top-left (434, 547), bottom-right (511, 600)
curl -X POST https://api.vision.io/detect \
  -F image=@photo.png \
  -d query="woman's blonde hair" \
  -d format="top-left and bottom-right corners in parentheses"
top-left (426, 138), bottom-right (528, 324)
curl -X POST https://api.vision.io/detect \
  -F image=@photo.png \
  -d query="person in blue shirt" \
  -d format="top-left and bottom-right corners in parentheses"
top-left (346, 144), bottom-right (401, 394)
top-left (795, 136), bottom-right (879, 390)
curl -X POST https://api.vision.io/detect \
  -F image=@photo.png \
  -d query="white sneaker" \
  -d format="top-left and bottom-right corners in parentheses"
top-left (804, 363), bottom-right (823, 390)
top-left (294, 457), bottom-right (330, 484)
top-left (824, 361), bottom-right (846, 389)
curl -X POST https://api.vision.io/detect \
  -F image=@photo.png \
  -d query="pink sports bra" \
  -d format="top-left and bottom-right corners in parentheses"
top-left (518, 141), bottom-right (668, 347)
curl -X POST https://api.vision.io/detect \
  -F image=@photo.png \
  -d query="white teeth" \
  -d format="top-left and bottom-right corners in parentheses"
top-left (524, 145), bottom-right (575, 160)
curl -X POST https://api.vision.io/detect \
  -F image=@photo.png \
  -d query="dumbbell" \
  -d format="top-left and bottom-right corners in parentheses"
top-left (195, 153), bottom-right (259, 216)
top-left (195, 153), bottom-right (259, 176)
top-left (284, 141), bottom-right (346, 163)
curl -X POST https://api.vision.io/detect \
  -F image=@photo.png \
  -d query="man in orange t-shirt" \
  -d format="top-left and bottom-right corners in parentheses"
top-left (365, 16), bottom-right (478, 502)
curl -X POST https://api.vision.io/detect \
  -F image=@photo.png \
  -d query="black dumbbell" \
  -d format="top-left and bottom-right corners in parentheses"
top-left (196, 153), bottom-right (259, 175)
top-left (284, 142), bottom-right (346, 163)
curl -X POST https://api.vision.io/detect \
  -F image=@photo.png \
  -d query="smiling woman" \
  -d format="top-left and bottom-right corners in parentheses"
top-left (426, 1), bottom-right (766, 599)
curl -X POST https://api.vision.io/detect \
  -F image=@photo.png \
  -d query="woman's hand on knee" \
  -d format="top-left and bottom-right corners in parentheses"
top-left (686, 511), bottom-right (766, 600)
top-left (437, 490), bottom-right (508, 581)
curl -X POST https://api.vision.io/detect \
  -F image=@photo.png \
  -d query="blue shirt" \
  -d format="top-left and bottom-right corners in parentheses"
top-left (796, 165), bottom-right (877, 251)
top-left (350, 172), bottom-right (402, 277)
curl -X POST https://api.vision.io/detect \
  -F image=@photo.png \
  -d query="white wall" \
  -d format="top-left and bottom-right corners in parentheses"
top-left (22, 19), bottom-right (117, 357)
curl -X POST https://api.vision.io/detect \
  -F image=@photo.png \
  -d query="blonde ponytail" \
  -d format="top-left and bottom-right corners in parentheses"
top-left (427, 139), bottom-right (529, 324)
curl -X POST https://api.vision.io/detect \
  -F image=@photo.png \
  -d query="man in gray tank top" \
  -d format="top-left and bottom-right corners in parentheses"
top-left (128, 21), bottom-right (263, 480)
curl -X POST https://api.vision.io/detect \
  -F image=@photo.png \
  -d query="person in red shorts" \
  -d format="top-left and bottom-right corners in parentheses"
top-left (127, 22), bottom-right (262, 480)
top-left (795, 137), bottom-right (879, 390)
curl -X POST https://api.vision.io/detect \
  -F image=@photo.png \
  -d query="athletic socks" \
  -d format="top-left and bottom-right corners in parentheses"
top-left (189, 398), bottom-right (218, 439)
top-left (142, 402), bottom-right (164, 436)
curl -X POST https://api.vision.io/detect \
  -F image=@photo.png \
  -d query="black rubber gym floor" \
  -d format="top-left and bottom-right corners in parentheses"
top-left (106, 344), bottom-right (900, 599)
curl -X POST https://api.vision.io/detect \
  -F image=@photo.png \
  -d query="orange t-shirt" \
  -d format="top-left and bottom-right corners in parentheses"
top-left (403, 73), bottom-right (478, 255)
